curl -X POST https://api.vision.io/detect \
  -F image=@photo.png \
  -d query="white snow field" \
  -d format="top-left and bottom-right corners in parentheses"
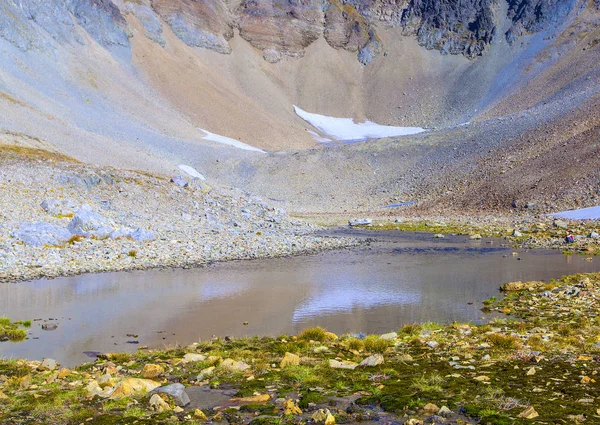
top-left (177, 165), bottom-right (206, 181)
top-left (551, 206), bottom-right (600, 220)
top-left (199, 129), bottom-right (266, 153)
top-left (293, 105), bottom-right (426, 142)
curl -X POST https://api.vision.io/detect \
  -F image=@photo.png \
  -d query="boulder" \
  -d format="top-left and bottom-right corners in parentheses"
top-left (348, 218), bottom-right (372, 227)
top-left (328, 359), bottom-right (358, 370)
top-left (312, 409), bottom-right (336, 425)
top-left (280, 352), bottom-right (300, 368)
top-left (553, 219), bottom-right (568, 229)
top-left (359, 354), bottom-right (384, 367)
top-left (150, 383), bottom-right (190, 407)
top-left (141, 364), bottom-right (164, 379)
top-left (380, 332), bottom-right (397, 341)
top-left (149, 393), bottom-right (171, 412)
top-left (220, 358), bottom-right (250, 372)
top-left (171, 176), bottom-right (188, 187)
top-left (181, 353), bottom-right (207, 364)
top-left (68, 205), bottom-right (113, 239)
top-left (129, 227), bottom-right (156, 241)
top-left (11, 222), bottom-right (72, 247)
top-left (109, 378), bottom-right (161, 399)
top-left (38, 358), bottom-right (57, 371)
top-left (40, 199), bottom-right (77, 217)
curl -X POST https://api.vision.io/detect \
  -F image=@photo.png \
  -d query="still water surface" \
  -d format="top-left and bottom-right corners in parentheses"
top-left (1, 230), bottom-right (598, 366)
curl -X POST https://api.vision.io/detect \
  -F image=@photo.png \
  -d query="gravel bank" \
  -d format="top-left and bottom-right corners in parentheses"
top-left (0, 152), bottom-right (356, 283)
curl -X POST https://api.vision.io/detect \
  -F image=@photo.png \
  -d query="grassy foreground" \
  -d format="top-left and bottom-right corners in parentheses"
top-left (1, 274), bottom-right (600, 424)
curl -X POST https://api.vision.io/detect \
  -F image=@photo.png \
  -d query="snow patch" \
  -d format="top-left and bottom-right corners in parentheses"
top-left (294, 105), bottom-right (426, 142)
top-left (550, 206), bottom-right (600, 220)
top-left (198, 128), bottom-right (266, 153)
top-left (307, 130), bottom-right (333, 144)
top-left (178, 164), bottom-right (206, 181)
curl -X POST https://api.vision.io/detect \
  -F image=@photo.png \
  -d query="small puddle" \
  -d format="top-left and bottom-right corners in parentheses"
top-left (0, 230), bottom-right (598, 366)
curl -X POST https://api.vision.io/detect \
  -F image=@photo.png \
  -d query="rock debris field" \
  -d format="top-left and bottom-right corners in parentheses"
top-left (0, 150), bottom-right (355, 283)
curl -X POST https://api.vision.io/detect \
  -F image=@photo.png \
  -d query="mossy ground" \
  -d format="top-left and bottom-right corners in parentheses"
top-left (355, 218), bottom-right (600, 255)
top-left (0, 318), bottom-right (31, 342)
top-left (2, 274), bottom-right (600, 424)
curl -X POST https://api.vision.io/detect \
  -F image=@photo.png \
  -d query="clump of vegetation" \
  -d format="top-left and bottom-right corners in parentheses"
top-left (128, 250), bottom-right (137, 258)
top-left (0, 317), bottom-right (30, 341)
top-left (297, 326), bottom-right (327, 342)
top-left (363, 335), bottom-right (389, 353)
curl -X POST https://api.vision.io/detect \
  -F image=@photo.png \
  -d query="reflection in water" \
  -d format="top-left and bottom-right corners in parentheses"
top-left (0, 231), bottom-right (599, 366)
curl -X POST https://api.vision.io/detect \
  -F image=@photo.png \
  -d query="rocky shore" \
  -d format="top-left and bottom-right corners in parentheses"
top-left (2, 272), bottom-right (600, 424)
top-left (0, 147), bottom-right (356, 284)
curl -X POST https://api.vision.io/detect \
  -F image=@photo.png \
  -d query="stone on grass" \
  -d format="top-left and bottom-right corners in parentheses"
top-left (423, 403), bottom-right (439, 413)
top-left (433, 233), bottom-right (444, 238)
top-left (194, 409), bottom-right (208, 421)
top-left (518, 406), bottom-right (539, 419)
top-left (470, 234), bottom-right (482, 240)
top-left (68, 205), bottom-right (113, 239)
top-left (141, 364), bottom-right (164, 379)
top-left (284, 399), bottom-right (302, 415)
top-left (196, 366), bottom-right (215, 380)
top-left (109, 378), bottom-right (161, 399)
top-left (380, 332), bottom-right (397, 340)
top-left (38, 358), bottom-right (57, 372)
top-left (149, 393), bottom-right (171, 412)
top-left (280, 352), bottom-right (300, 368)
top-left (181, 353), bottom-right (206, 364)
top-left (329, 359), bottom-right (358, 370)
top-left (220, 358), bottom-right (250, 372)
top-left (359, 354), bottom-right (384, 367)
top-left (348, 218), bottom-right (372, 227)
top-left (438, 405), bottom-right (452, 417)
top-left (11, 222), bottom-right (72, 247)
top-left (150, 383), bottom-right (190, 407)
top-left (312, 408), bottom-right (336, 425)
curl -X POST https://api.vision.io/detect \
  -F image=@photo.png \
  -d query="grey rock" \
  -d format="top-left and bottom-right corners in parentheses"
top-left (513, 230), bottom-right (523, 237)
top-left (42, 323), bottom-right (59, 331)
top-left (553, 219), bottom-right (568, 229)
top-left (164, 13), bottom-right (232, 54)
top-left (348, 218), bottom-right (372, 226)
top-left (433, 233), bottom-right (445, 238)
top-left (39, 358), bottom-right (57, 371)
top-left (358, 354), bottom-right (384, 367)
top-left (589, 231), bottom-right (599, 239)
top-left (129, 228), bottom-right (156, 242)
top-left (150, 383), bottom-right (190, 407)
top-left (11, 222), bottom-right (72, 247)
top-left (171, 176), bottom-right (189, 188)
top-left (438, 405), bottom-right (452, 417)
top-left (380, 332), bottom-right (398, 340)
top-left (68, 205), bottom-right (114, 239)
top-left (41, 199), bottom-right (77, 217)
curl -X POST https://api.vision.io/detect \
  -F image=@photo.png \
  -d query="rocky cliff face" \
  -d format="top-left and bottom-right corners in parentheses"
top-left (0, 0), bottom-right (582, 63)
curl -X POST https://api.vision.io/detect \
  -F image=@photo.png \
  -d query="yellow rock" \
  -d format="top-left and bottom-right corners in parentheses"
top-left (423, 403), bottom-right (439, 413)
top-left (526, 367), bottom-right (536, 376)
top-left (312, 409), bottom-right (335, 425)
top-left (141, 364), bottom-right (165, 379)
top-left (57, 368), bottom-right (70, 379)
top-left (194, 409), bottom-right (208, 421)
top-left (518, 406), bottom-right (539, 419)
top-left (221, 358), bottom-right (251, 372)
top-left (0, 391), bottom-right (8, 400)
top-left (284, 399), bottom-right (302, 415)
top-left (328, 359), bottom-right (358, 370)
top-left (581, 376), bottom-right (595, 384)
top-left (577, 355), bottom-right (593, 361)
top-left (231, 394), bottom-right (271, 404)
top-left (473, 375), bottom-right (490, 382)
top-left (109, 378), bottom-right (161, 400)
top-left (280, 352), bottom-right (300, 368)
